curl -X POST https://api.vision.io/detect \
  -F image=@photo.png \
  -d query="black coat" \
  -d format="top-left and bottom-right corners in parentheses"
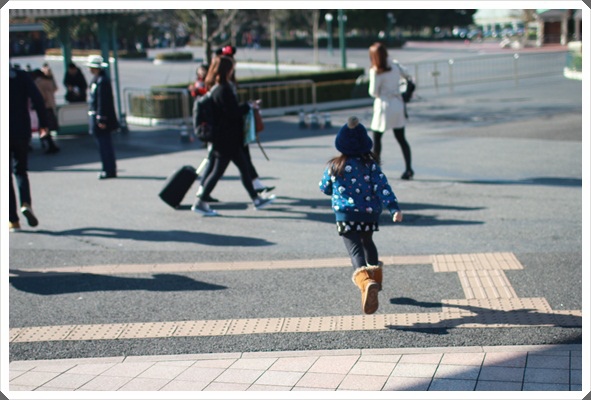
top-left (9, 67), bottom-right (48, 142)
top-left (210, 82), bottom-right (250, 155)
top-left (88, 70), bottom-right (119, 134)
top-left (64, 67), bottom-right (88, 102)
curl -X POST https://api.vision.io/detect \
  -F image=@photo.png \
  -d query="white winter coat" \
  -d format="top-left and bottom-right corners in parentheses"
top-left (369, 59), bottom-right (412, 132)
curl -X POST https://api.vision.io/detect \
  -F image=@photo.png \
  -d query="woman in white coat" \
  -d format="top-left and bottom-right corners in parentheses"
top-left (368, 42), bottom-right (414, 179)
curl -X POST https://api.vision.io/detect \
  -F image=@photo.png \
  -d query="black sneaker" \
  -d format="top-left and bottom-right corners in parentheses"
top-left (20, 203), bottom-right (38, 227)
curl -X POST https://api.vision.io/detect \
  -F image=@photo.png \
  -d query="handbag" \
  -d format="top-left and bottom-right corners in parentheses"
top-left (253, 108), bottom-right (264, 133)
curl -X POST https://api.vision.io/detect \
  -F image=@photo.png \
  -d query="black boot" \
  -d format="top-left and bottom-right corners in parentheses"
top-left (42, 136), bottom-right (60, 154)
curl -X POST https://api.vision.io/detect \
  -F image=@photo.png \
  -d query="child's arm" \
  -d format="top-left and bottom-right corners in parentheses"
top-left (371, 164), bottom-right (402, 221)
top-left (319, 168), bottom-right (333, 196)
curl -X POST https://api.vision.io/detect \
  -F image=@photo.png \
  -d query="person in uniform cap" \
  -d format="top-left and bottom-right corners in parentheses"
top-left (87, 55), bottom-right (119, 179)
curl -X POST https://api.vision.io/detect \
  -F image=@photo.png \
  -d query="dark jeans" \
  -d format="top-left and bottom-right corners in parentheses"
top-left (9, 137), bottom-right (32, 222)
top-left (94, 131), bottom-right (117, 175)
top-left (200, 148), bottom-right (258, 200)
top-left (342, 230), bottom-right (379, 269)
top-left (373, 127), bottom-right (411, 171)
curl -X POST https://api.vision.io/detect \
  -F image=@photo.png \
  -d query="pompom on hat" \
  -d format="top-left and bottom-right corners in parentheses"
top-left (86, 55), bottom-right (109, 69)
top-left (335, 116), bottom-right (373, 155)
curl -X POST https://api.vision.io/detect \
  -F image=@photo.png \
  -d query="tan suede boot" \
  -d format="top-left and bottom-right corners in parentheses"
top-left (367, 262), bottom-right (383, 291)
top-left (352, 267), bottom-right (380, 314)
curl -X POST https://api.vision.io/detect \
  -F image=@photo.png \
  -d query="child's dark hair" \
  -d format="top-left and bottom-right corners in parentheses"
top-left (327, 152), bottom-right (379, 177)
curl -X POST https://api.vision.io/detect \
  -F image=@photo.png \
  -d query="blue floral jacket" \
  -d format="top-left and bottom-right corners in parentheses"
top-left (319, 156), bottom-right (400, 223)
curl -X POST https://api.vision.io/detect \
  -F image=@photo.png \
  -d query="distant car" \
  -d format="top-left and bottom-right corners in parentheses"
top-left (467, 29), bottom-right (482, 39)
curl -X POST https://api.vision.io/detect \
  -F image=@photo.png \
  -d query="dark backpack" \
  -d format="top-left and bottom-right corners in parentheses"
top-left (192, 85), bottom-right (217, 142)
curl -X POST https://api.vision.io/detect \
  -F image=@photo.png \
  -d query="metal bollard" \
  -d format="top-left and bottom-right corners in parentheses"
top-left (323, 112), bottom-right (332, 129)
top-left (298, 109), bottom-right (308, 129)
top-left (310, 110), bottom-right (320, 129)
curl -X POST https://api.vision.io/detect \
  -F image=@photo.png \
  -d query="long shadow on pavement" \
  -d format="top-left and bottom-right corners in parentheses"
top-left (9, 271), bottom-right (226, 295)
top-left (26, 228), bottom-right (275, 247)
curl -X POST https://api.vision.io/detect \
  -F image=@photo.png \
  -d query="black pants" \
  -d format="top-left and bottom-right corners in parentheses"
top-left (342, 230), bottom-right (379, 269)
top-left (9, 137), bottom-right (32, 223)
top-left (200, 148), bottom-right (258, 200)
top-left (373, 127), bottom-right (411, 171)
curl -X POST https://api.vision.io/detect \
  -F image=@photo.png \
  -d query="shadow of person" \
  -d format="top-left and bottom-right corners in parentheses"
top-left (9, 270), bottom-right (227, 295)
top-left (29, 227), bottom-right (274, 247)
top-left (387, 297), bottom-right (581, 334)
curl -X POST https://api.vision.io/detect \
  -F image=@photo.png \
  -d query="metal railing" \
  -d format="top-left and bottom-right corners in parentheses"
top-left (123, 52), bottom-right (567, 128)
top-left (236, 79), bottom-right (316, 110)
top-left (408, 52), bottom-right (567, 93)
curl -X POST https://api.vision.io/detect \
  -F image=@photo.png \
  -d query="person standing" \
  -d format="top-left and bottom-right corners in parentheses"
top-left (64, 62), bottom-right (88, 103)
top-left (319, 117), bottom-right (403, 314)
top-left (9, 64), bottom-right (49, 231)
top-left (87, 55), bottom-right (119, 179)
top-left (368, 42), bottom-right (414, 179)
top-left (31, 68), bottom-right (60, 154)
top-left (191, 56), bottom-right (275, 216)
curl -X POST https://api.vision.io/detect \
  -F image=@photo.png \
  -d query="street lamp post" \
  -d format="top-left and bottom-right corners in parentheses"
top-left (338, 10), bottom-right (347, 69)
top-left (386, 13), bottom-right (396, 44)
top-left (325, 13), bottom-right (333, 56)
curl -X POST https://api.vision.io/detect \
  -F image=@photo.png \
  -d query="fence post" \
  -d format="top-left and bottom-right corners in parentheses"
top-left (448, 59), bottom-right (454, 92)
top-left (432, 62), bottom-right (440, 94)
top-left (513, 53), bottom-right (520, 87)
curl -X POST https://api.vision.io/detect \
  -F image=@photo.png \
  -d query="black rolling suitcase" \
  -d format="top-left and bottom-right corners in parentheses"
top-left (159, 165), bottom-right (198, 208)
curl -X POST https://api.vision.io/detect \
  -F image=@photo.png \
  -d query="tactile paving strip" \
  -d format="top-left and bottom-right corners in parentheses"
top-left (9, 252), bottom-right (582, 343)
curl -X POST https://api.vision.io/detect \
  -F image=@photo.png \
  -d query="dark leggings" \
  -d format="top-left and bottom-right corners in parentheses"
top-left (342, 230), bottom-right (379, 269)
top-left (199, 149), bottom-right (258, 200)
top-left (373, 127), bottom-right (412, 171)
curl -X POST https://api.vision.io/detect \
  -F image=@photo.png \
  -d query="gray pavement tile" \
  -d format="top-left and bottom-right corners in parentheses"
top-left (247, 384), bottom-right (291, 391)
top-left (399, 353), bottom-right (443, 364)
top-left (571, 355), bottom-right (582, 370)
top-left (475, 380), bottom-right (523, 391)
top-left (478, 366), bottom-right (524, 382)
top-left (482, 351), bottom-right (527, 367)
top-left (428, 378), bottom-right (477, 391)
top-left (382, 376), bottom-right (432, 391)
top-left (523, 367), bottom-right (570, 384)
top-left (526, 354), bottom-right (570, 369)
top-left (571, 369), bottom-right (582, 385)
top-left (433, 364), bottom-right (480, 380)
top-left (522, 382), bottom-right (570, 391)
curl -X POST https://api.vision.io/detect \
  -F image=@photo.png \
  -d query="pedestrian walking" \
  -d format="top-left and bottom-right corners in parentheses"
top-left (196, 46), bottom-right (274, 203)
top-left (368, 41), bottom-right (414, 179)
top-left (31, 68), bottom-right (60, 154)
top-left (191, 55), bottom-right (275, 216)
top-left (319, 116), bottom-right (403, 314)
top-left (9, 64), bottom-right (49, 231)
top-left (87, 55), bottom-right (119, 179)
top-left (64, 62), bottom-right (88, 103)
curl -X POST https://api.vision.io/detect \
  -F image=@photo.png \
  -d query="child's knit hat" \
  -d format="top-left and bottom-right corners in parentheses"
top-left (335, 116), bottom-right (373, 155)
